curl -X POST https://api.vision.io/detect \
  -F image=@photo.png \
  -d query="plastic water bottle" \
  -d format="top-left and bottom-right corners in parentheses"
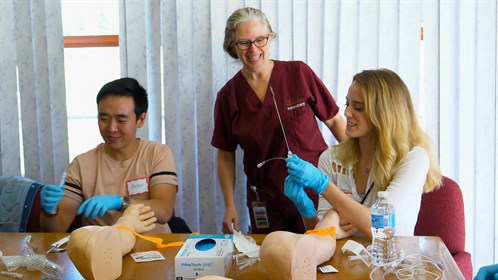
top-left (371, 191), bottom-right (397, 266)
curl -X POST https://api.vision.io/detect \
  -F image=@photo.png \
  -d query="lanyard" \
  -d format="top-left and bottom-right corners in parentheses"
top-left (360, 182), bottom-right (374, 205)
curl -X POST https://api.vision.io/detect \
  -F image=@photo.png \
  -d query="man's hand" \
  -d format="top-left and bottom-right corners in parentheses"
top-left (286, 154), bottom-right (329, 194)
top-left (77, 195), bottom-right (122, 220)
top-left (284, 176), bottom-right (316, 218)
top-left (40, 184), bottom-right (65, 213)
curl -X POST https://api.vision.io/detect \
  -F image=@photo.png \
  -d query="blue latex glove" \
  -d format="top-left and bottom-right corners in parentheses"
top-left (77, 195), bottom-right (122, 220)
top-left (40, 184), bottom-right (65, 213)
top-left (474, 264), bottom-right (498, 280)
top-left (284, 176), bottom-right (316, 218)
top-left (286, 154), bottom-right (329, 194)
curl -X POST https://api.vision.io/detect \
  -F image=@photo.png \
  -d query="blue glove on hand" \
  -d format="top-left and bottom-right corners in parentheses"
top-left (284, 176), bottom-right (316, 218)
top-left (40, 184), bottom-right (64, 213)
top-left (286, 154), bottom-right (329, 194)
top-left (474, 264), bottom-right (498, 280)
top-left (77, 195), bottom-right (122, 220)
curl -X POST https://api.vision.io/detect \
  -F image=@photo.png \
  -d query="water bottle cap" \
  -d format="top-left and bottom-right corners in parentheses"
top-left (377, 191), bottom-right (389, 198)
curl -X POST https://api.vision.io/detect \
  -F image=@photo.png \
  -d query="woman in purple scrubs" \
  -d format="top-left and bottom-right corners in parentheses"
top-left (211, 7), bottom-right (345, 234)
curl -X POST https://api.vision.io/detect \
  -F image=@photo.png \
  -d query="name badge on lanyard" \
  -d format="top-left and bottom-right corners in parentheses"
top-left (250, 185), bottom-right (269, 229)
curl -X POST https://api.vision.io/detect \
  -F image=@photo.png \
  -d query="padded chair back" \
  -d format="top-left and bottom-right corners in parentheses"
top-left (414, 176), bottom-right (472, 279)
top-left (0, 176), bottom-right (41, 232)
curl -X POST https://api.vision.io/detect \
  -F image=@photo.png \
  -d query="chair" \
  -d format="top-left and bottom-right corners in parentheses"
top-left (414, 176), bottom-right (473, 280)
top-left (0, 176), bottom-right (42, 232)
top-left (168, 216), bottom-right (192, 233)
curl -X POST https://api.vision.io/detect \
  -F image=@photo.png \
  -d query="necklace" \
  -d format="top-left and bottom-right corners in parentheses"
top-left (364, 167), bottom-right (370, 174)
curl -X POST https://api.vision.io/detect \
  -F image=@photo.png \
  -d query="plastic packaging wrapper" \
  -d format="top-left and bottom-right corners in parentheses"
top-left (20, 236), bottom-right (63, 279)
top-left (341, 240), bottom-right (373, 268)
top-left (1, 255), bottom-right (28, 271)
top-left (233, 231), bottom-right (260, 270)
top-left (0, 271), bottom-right (23, 279)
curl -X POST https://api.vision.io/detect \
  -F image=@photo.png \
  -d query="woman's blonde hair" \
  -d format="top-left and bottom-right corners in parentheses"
top-left (223, 7), bottom-right (276, 59)
top-left (335, 69), bottom-right (441, 192)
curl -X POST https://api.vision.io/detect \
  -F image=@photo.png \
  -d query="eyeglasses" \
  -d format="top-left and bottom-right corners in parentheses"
top-left (233, 36), bottom-right (269, 51)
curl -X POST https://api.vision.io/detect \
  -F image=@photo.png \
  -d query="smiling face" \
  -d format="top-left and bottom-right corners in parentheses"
top-left (233, 20), bottom-right (272, 72)
top-left (344, 82), bottom-right (374, 139)
top-left (98, 95), bottom-right (145, 158)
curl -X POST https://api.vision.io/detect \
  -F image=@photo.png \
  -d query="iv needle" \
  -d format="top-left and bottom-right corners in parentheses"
top-left (270, 86), bottom-right (291, 155)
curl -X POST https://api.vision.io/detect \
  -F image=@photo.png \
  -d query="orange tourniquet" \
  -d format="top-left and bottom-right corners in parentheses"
top-left (116, 225), bottom-right (185, 248)
top-left (305, 226), bottom-right (336, 239)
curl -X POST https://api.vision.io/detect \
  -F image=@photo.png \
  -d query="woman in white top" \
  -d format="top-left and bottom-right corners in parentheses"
top-left (285, 68), bottom-right (442, 239)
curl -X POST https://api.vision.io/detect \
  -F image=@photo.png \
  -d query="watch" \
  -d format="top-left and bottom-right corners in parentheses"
top-left (121, 196), bottom-right (131, 210)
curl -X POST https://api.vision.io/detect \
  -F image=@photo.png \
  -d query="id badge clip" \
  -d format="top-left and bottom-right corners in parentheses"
top-left (250, 185), bottom-right (270, 229)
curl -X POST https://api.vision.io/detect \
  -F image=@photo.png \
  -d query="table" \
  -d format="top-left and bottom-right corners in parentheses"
top-left (228, 235), bottom-right (465, 280)
top-left (0, 232), bottom-right (464, 279)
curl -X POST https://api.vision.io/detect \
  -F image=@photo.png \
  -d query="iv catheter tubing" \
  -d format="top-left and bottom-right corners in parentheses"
top-left (269, 86), bottom-right (291, 154)
top-left (257, 157), bottom-right (287, 168)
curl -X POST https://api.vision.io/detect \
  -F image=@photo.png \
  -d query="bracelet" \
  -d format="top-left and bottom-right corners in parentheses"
top-left (42, 206), bottom-right (59, 218)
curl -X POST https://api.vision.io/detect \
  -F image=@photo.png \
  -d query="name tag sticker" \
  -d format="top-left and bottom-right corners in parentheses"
top-left (126, 177), bottom-right (149, 196)
top-left (318, 264), bottom-right (338, 273)
top-left (130, 251), bottom-right (165, 263)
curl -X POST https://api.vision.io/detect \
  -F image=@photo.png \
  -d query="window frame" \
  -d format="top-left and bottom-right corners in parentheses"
top-left (64, 35), bottom-right (118, 48)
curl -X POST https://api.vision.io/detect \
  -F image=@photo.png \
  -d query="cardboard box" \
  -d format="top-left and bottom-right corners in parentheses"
top-left (175, 234), bottom-right (234, 280)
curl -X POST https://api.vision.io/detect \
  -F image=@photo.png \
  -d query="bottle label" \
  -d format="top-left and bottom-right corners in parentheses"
top-left (371, 213), bottom-right (395, 228)
top-left (388, 213), bottom-right (395, 228)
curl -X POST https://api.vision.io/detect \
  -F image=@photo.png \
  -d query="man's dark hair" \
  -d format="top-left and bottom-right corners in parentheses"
top-left (96, 77), bottom-right (148, 120)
